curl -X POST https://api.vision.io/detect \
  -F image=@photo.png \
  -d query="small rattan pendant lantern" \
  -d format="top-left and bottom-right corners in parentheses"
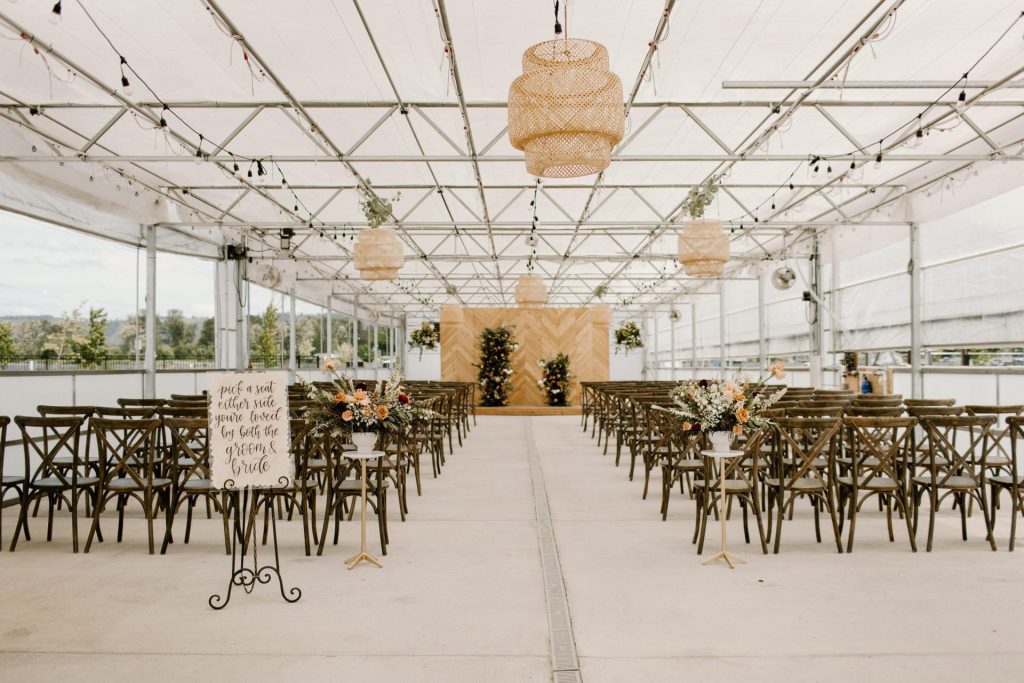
top-left (515, 273), bottom-right (548, 307)
top-left (353, 227), bottom-right (404, 281)
top-left (508, 35), bottom-right (624, 178)
top-left (677, 219), bottom-right (729, 277)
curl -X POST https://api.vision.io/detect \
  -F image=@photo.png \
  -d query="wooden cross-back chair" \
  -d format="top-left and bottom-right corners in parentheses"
top-left (836, 416), bottom-right (917, 552)
top-left (10, 415), bottom-right (97, 553)
top-left (991, 417), bottom-right (1024, 550)
top-left (160, 417), bottom-right (230, 555)
top-left (912, 415), bottom-right (997, 552)
top-left (85, 418), bottom-right (171, 555)
top-left (767, 417), bottom-right (844, 554)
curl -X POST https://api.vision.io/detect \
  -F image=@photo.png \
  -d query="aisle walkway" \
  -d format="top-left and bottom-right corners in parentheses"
top-left (1, 415), bottom-right (1023, 682)
top-left (531, 415), bottom-right (1024, 682)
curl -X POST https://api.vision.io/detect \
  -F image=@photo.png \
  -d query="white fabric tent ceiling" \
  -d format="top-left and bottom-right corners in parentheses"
top-left (0, 0), bottom-right (1021, 315)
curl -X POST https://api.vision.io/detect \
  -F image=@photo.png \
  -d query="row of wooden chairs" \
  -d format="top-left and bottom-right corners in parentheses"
top-left (581, 382), bottom-right (1024, 553)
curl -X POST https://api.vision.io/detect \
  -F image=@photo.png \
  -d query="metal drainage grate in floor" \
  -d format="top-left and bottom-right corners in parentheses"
top-left (525, 417), bottom-right (584, 683)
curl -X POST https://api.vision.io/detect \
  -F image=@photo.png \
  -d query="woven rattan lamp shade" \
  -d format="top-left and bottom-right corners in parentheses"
top-left (677, 219), bottom-right (729, 277)
top-left (353, 226), bottom-right (404, 281)
top-left (508, 38), bottom-right (624, 178)
top-left (515, 273), bottom-right (548, 307)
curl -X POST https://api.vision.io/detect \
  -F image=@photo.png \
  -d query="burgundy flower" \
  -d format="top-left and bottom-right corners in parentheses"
top-left (355, 382), bottom-right (368, 391)
top-left (698, 379), bottom-right (708, 388)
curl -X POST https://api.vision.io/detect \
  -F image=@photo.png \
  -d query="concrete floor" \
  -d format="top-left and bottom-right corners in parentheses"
top-left (1, 415), bottom-right (1023, 682)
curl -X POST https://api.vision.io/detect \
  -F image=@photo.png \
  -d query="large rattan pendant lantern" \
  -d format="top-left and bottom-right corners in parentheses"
top-left (508, 18), bottom-right (624, 179)
top-left (353, 227), bottom-right (404, 281)
top-left (677, 220), bottom-right (729, 277)
top-left (677, 183), bottom-right (729, 277)
top-left (515, 272), bottom-right (548, 307)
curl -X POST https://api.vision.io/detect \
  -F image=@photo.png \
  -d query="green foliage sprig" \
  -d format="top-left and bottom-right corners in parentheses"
top-left (537, 353), bottom-right (571, 406)
top-left (474, 325), bottom-right (517, 407)
top-left (614, 321), bottom-right (643, 354)
top-left (358, 179), bottom-right (400, 228)
top-left (684, 181), bottom-right (718, 219)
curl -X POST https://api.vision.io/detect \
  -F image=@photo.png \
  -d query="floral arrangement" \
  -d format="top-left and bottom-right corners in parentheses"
top-left (305, 362), bottom-right (414, 434)
top-left (408, 321), bottom-right (440, 358)
top-left (614, 321), bottom-right (643, 353)
top-left (475, 325), bottom-right (517, 407)
top-left (537, 353), bottom-right (571, 406)
top-left (358, 180), bottom-right (400, 228)
top-left (593, 283), bottom-right (609, 299)
top-left (657, 363), bottom-right (787, 437)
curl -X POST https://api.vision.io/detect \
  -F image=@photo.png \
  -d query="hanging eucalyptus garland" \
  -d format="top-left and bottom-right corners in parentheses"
top-left (475, 326), bottom-right (517, 406)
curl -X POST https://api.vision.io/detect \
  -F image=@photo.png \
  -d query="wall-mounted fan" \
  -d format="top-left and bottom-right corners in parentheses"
top-left (248, 262), bottom-right (283, 289)
top-left (771, 266), bottom-right (796, 290)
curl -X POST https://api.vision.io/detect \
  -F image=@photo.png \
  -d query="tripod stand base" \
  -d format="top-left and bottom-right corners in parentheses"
top-left (703, 550), bottom-right (745, 569)
top-left (346, 551), bottom-right (382, 569)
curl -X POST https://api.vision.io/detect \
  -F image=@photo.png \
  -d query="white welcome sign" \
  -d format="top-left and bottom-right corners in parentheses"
top-left (209, 371), bottom-right (292, 490)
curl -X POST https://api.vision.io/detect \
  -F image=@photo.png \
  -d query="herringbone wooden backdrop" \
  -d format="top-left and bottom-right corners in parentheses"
top-left (440, 307), bottom-right (609, 406)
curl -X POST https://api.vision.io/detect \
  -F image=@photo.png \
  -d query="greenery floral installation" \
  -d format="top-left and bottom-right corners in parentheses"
top-left (536, 353), bottom-right (571, 406)
top-left (593, 283), bottom-right (609, 299)
top-left (358, 179), bottom-right (401, 227)
top-left (655, 364), bottom-right (787, 437)
top-left (684, 179), bottom-right (719, 219)
top-left (613, 320), bottom-right (643, 354)
top-left (408, 321), bottom-right (440, 358)
top-left (304, 363), bottom-right (416, 435)
top-left (475, 325), bottom-right (517, 407)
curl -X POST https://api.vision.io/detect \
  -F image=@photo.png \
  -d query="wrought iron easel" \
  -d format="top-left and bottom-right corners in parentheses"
top-left (209, 477), bottom-right (302, 610)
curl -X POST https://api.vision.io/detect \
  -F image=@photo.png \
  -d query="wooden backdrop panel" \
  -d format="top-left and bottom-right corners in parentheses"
top-left (441, 307), bottom-right (609, 406)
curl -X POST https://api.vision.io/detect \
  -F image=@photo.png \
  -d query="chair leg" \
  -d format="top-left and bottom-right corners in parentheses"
top-left (825, 488), bottom-right (843, 554)
top-left (926, 489), bottom-right (937, 552)
top-left (70, 489), bottom-right (80, 553)
top-left (1010, 490), bottom-right (1019, 552)
top-left (846, 489), bottom-right (858, 553)
top-left (84, 494), bottom-right (106, 553)
top-left (978, 487), bottom-right (997, 552)
top-left (773, 496), bottom-right (785, 554)
top-left (145, 491), bottom-right (156, 555)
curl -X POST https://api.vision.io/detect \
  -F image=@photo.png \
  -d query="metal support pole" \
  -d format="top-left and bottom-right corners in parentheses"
top-left (352, 296), bottom-right (359, 371)
top-left (288, 287), bottom-right (297, 381)
top-left (690, 302), bottom-right (698, 379)
top-left (652, 313), bottom-right (660, 380)
top-left (325, 295), bottom-right (333, 361)
top-left (809, 234), bottom-right (825, 388)
top-left (909, 222), bottom-right (923, 398)
top-left (640, 315), bottom-right (649, 380)
top-left (143, 225), bottom-right (156, 398)
top-left (669, 309), bottom-right (677, 381)
top-left (718, 281), bottom-right (726, 379)
top-left (758, 269), bottom-right (767, 374)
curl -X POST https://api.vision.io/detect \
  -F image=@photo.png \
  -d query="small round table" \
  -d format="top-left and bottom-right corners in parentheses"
top-left (345, 449), bottom-right (384, 570)
top-left (700, 449), bottom-right (746, 569)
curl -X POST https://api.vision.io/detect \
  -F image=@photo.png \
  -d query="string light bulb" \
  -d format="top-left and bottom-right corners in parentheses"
top-left (49, 1), bottom-right (61, 24)
top-left (873, 152), bottom-right (882, 169)
top-left (119, 57), bottom-right (133, 96)
top-left (956, 89), bottom-right (967, 114)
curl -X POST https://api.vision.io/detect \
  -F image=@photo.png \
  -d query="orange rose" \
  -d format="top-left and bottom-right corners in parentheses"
top-left (682, 421), bottom-right (692, 431)
top-left (375, 405), bottom-right (389, 419)
top-left (735, 406), bottom-right (750, 423)
top-left (361, 405), bottom-right (373, 417)
top-left (321, 359), bottom-right (337, 372)
top-left (732, 424), bottom-right (744, 435)
top-left (341, 410), bottom-right (353, 422)
top-left (353, 389), bottom-right (368, 403)
top-left (333, 392), bottom-right (346, 403)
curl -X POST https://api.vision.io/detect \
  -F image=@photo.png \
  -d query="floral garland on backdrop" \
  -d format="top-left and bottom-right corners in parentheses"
top-left (614, 321), bottom-right (643, 353)
top-left (656, 363), bottom-right (787, 439)
top-left (408, 321), bottom-right (440, 358)
top-left (304, 363), bottom-right (414, 435)
top-left (537, 353), bottom-right (571, 406)
top-left (475, 326), bottom-right (517, 407)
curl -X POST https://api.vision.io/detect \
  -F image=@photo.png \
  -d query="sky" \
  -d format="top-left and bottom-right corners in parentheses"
top-left (0, 211), bottom-right (326, 321)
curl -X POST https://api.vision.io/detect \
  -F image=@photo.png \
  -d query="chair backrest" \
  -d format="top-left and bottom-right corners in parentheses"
top-left (903, 398), bottom-right (955, 408)
top-left (14, 415), bottom-right (86, 487)
top-left (163, 417), bottom-right (210, 482)
top-left (117, 398), bottom-right (169, 408)
top-left (772, 417), bottom-right (842, 487)
top-left (846, 405), bottom-right (905, 417)
top-left (905, 405), bottom-right (963, 418)
top-left (170, 393), bottom-right (207, 401)
top-left (94, 406), bottom-right (158, 419)
top-left (786, 406), bottom-right (844, 418)
top-left (0, 416), bottom-right (9, 480)
top-left (964, 405), bottom-right (1024, 419)
top-left (851, 398), bottom-right (903, 409)
top-left (156, 406), bottom-right (208, 419)
top-left (843, 416), bottom-right (916, 485)
top-left (91, 418), bottom-right (162, 487)
top-left (37, 405), bottom-right (95, 419)
top-left (854, 394), bottom-right (903, 402)
top-left (917, 415), bottom-right (995, 487)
